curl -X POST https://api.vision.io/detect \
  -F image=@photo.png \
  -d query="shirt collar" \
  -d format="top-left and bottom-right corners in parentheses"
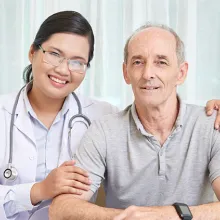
top-left (174, 97), bottom-right (186, 129)
top-left (131, 96), bottom-right (186, 136)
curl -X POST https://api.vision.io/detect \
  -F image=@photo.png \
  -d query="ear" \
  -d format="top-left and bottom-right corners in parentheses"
top-left (176, 62), bottom-right (188, 85)
top-left (123, 62), bottom-right (131, 85)
top-left (28, 44), bottom-right (35, 63)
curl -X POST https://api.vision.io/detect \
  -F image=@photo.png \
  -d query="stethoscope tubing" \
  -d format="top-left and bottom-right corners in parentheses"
top-left (4, 86), bottom-right (91, 181)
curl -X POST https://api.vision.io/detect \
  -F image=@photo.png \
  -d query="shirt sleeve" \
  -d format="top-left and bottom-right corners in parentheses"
top-left (1, 182), bottom-right (41, 219)
top-left (209, 129), bottom-right (220, 183)
top-left (111, 105), bottom-right (120, 114)
top-left (74, 120), bottom-right (107, 194)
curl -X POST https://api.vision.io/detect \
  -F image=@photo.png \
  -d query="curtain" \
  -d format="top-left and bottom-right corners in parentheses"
top-left (0, 0), bottom-right (220, 108)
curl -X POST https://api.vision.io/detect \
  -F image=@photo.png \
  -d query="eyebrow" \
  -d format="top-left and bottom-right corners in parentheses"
top-left (130, 55), bottom-right (145, 60)
top-left (156, 54), bottom-right (169, 60)
top-left (48, 46), bottom-right (87, 62)
top-left (49, 46), bottom-right (63, 54)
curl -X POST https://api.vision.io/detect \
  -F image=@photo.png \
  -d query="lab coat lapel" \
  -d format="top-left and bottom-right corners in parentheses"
top-left (14, 101), bottom-right (36, 147)
top-left (3, 88), bottom-right (36, 147)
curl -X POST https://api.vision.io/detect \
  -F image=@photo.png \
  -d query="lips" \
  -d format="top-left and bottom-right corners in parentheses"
top-left (140, 86), bottom-right (160, 90)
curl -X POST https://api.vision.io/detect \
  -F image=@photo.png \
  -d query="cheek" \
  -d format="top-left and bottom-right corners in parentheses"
top-left (128, 70), bottom-right (142, 84)
top-left (159, 73), bottom-right (179, 88)
top-left (70, 73), bottom-right (85, 87)
top-left (32, 62), bottom-right (52, 80)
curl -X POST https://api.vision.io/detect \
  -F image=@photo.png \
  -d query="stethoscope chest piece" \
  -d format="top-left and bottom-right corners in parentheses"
top-left (3, 164), bottom-right (18, 181)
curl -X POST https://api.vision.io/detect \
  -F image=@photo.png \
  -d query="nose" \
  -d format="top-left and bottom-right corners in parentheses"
top-left (54, 58), bottom-right (69, 76)
top-left (142, 62), bottom-right (155, 80)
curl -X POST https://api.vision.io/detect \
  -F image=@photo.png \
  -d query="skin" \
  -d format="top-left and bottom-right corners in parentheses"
top-left (28, 33), bottom-right (92, 205)
top-left (123, 27), bottom-right (188, 145)
top-left (206, 100), bottom-right (220, 129)
top-left (28, 33), bottom-right (89, 128)
top-left (115, 27), bottom-right (220, 220)
top-left (48, 28), bottom-right (220, 220)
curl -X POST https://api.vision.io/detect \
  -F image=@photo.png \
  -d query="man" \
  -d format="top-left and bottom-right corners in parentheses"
top-left (49, 23), bottom-right (220, 220)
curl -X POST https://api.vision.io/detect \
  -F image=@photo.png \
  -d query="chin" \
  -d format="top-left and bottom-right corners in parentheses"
top-left (44, 88), bottom-right (69, 100)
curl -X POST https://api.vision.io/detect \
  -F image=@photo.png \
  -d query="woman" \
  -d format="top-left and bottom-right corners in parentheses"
top-left (0, 11), bottom-right (117, 219)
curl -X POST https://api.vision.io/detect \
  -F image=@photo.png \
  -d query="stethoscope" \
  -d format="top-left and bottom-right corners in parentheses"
top-left (3, 86), bottom-right (91, 181)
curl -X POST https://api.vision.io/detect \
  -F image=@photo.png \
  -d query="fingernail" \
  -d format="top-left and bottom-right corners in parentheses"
top-left (215, 125), bottom-right (219, 130)
top-left (88, 179), bottom-right (92, 184)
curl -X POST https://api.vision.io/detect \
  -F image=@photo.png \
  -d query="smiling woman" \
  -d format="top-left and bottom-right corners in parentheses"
top-left (0, 11), bottom-right (118, 220)
top-left (28, 32), bottom-right (90, 102)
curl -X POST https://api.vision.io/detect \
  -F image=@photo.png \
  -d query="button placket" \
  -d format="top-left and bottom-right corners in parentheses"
top-left (158, 149), bottom-right (166, 176)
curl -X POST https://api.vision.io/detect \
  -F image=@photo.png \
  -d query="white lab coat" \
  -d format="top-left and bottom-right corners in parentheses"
top-left (0, 88), bottom-right (118, 220)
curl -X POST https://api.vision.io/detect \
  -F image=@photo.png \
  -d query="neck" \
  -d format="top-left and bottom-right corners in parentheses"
top-left (135, 95), bottom-right (179, 145)
top-left (28, 85), bottom-right (65, 115)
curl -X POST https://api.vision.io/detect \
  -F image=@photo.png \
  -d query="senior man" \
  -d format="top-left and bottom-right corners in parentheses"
top-left (49, 23), bottom-right (220, 220)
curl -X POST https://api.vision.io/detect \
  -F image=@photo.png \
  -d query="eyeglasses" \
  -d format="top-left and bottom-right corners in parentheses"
top-left (38, 45), bottom-right (87, 73)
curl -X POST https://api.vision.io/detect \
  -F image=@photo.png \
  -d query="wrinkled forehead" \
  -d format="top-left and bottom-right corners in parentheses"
top-left (128, 27), bottom-right (177, 60)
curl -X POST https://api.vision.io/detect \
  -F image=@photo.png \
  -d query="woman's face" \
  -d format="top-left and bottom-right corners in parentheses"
top-left (29, 33), bottom-right (90, 99)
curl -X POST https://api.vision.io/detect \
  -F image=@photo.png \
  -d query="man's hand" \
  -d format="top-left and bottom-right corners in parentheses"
top-left (113, 205), bottom-right (179, 220)
top-left (206, 99), bottom-right (220, 130)
top-left (31, 160), bottom-right (91, 205)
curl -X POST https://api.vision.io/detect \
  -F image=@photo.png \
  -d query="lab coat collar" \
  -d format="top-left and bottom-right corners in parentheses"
top-left (2, 86), bottom-right (94, 115)
top-left (2, 85), bottom-right (95, 153)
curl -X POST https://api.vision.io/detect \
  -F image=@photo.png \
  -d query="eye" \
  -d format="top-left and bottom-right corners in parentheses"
top-left (69, 60), bottom-right (83, 67)
top-left (156, 60), bottom-right (168, 65)
top-left (49, 51), bottom-right (60, 57)
top-left (133, 60), bottom-right (144, 66)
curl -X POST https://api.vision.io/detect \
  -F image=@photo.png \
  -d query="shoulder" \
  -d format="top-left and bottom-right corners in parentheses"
top-left (184, 103), bottom-right (218, 140)
top-left (0, 92), bottom-right (17, 112)
top-left (77, 94), bottom-right (120, 120)
top-left (185, 103), bottom-right (216, 125)
top-left (90, 105), bottom-right (132, 133)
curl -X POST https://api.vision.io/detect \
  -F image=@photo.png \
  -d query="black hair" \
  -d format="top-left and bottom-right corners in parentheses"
top-left (23, 11), bottom-right (94, 83)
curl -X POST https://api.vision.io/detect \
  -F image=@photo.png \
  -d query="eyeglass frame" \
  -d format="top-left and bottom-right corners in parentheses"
top-left (37, 44), bottom-right (88, 73)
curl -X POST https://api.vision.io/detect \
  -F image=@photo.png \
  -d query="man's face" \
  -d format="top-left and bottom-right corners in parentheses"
top-left (123, 27), bottom-right (187, 108)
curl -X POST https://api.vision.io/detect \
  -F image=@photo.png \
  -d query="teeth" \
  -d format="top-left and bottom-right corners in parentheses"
top-left (50, 76), bottom-right (66, 84)
top-left (142, 87), bottom-right (158, 90)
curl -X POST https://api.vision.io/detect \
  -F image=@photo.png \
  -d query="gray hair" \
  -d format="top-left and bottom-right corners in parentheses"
top-left (124, 23), bottom-right (185, 65)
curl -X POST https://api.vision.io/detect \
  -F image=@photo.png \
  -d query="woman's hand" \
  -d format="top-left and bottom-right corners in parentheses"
top-left (205, 99), bottom-right (220, 129)
top-left (30, 160), bottom-right (91, 205)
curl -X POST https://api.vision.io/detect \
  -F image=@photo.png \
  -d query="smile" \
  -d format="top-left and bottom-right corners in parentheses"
top-left (140, 86), bottom-right (159, 90)
top-left (49, 76), bottom-right (67, 84)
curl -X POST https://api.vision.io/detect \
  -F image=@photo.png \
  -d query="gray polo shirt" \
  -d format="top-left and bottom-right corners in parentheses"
top-left (75, 100), bottom-right (220, 208)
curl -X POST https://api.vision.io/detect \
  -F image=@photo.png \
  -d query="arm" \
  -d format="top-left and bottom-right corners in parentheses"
top-left (50, 121), bottom-right (123, 220)
top-left (113, 202), bottom-right (220, 220)
top-left (1, 161), bottom-right (90, 219)
top-left (49, 193), bottom-right (122, 220)
top-left (114, 126), bottom-right (220, 220)
top-left (1, 182), bottom-right (37, 219)
top-left (114, 180), bottom-right (220, 220)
